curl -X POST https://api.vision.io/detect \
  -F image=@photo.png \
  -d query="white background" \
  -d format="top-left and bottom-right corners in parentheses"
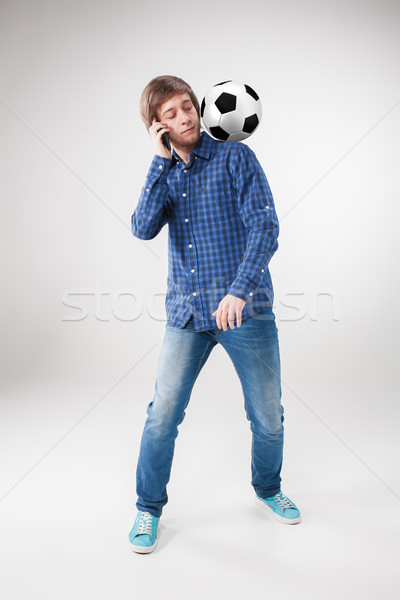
top-left (1, 1), bottom-right (399, 598)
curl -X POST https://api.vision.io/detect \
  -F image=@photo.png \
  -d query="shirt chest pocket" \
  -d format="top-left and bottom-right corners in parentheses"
top-left (192, 178), bottom-right (238, 223)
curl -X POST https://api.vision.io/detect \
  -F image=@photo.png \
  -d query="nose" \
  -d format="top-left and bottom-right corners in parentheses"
top-left (179, 109), bottom-right (190, 124)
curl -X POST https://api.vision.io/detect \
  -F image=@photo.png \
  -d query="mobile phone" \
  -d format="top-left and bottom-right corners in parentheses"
top-left (162, 132), bottom-right (171, 151)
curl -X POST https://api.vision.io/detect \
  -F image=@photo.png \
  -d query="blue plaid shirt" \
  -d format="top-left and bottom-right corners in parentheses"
top-left (131, 130), bottom-right (279, 332)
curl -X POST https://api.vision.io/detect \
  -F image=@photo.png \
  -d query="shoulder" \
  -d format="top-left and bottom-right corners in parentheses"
top-left (222, 142), bottom-right (259, 181)
top-left (208, 137), bottom-right (256, 163)
top-left (226, 141), bottom-right (257, 164)
top-left (202, 130), bottom-right (256, 160)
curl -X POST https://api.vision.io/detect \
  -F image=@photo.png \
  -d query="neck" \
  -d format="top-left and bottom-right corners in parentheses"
top-left (173, 131), bottom-right (202, 165)
top-left (173, 144), bottom-right (196, 165)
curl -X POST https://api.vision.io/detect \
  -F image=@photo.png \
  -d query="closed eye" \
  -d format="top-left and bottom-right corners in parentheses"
top-left (167, 106), bottom-right (192, 119)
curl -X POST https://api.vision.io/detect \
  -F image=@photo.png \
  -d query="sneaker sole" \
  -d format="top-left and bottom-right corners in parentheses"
top-left (255, 496), bottom-right (302, 524)
top-left (129, 537), bottom-right (158, 554)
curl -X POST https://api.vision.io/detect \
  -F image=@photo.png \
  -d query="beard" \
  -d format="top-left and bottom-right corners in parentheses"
top-left (171, 122), bottom-right (201, 147)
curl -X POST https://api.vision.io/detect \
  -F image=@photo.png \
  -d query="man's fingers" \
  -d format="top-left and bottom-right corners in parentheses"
top-left (148, 119), bottom-right (171, 158)
top-left (151, 126), bottom-right (167, 138)
top-left (228, 310), bottom-right (236, 329)
top-left (220, 307), bottom-right (230, 331)
top-left (213, 301), bottom-right (244, 330)
top-left (149, 119), bottom-right (169, 138)
top-left (156, 125), bottom-right (169, 135)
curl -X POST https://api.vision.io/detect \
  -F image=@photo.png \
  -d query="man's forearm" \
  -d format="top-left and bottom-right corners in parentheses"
top-left (228, 225), bottom-right (279, 301)
top-left (131, 155), bottom-right (172, 240)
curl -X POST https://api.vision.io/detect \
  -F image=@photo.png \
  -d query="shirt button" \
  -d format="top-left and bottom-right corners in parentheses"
top-left (146, 188), bottom-right (150, 192)
top-left (188, 244), bottom-right (192, 248)
top-left (261, 269), bottom-right (264, 272)
top-left (249, 292), bottom-right (253, 296)
top-left (265, 205), bottom-right (269, 209)
top-left (184, 169), bottom-right (187, 173)
top-left (195, 157), bottom-right (197, 159)
top-left (193, 292), bottom-right (197, 296)
top-left (159, 165), bottom-right (163, 169)
top-left (191, 268), bottom-right (195, 273)
top-left (177, 161), bottom-right (180, 164)
top-left (185, 218), bottom-right (189, 222)
top-left (182, 193), bottom-right (187, 197)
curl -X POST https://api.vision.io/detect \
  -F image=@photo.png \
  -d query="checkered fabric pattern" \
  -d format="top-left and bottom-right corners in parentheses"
top-left (131, 131), bottom-right (280, 332)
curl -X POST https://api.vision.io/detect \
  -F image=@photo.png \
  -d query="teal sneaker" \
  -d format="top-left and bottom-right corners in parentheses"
top-left (128, 510), bottom-right (160, 553)
top-left (256, 491), bottom-right (301, 524)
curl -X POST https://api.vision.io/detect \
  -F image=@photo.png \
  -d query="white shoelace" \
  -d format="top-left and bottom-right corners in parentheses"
top-left (273, 492), bottom-right (295, 509)
top-left (137, 511), bottom-right (154, 535)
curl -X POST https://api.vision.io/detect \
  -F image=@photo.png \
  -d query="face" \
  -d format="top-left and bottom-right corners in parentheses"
top-left (156, 92), bottom-right (201, 150)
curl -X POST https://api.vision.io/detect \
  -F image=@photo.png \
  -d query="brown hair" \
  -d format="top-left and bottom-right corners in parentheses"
top-left (139, 75), bottom-right (200, 131)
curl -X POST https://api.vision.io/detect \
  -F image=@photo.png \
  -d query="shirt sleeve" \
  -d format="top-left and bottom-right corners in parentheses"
top-left (227, 144), bottom-right (280, 302)
top-left (131, 155), bottom-right (173, 240)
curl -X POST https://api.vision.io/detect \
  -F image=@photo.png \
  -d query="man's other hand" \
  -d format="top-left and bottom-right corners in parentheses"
top-left (212, 294), bottom-right (246, 330)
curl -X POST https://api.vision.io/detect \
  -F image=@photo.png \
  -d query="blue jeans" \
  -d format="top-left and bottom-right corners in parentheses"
top-left (136, 307), bottom-right (284, 517)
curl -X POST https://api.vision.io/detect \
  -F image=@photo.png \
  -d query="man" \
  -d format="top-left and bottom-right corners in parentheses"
top-left (128, 75), bottom-right (301, 554)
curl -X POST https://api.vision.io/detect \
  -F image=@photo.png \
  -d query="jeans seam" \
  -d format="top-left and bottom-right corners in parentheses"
top-left (182, 340), bottom-right (213, 412)
top-left (226, 355), bottom-right (262, 486)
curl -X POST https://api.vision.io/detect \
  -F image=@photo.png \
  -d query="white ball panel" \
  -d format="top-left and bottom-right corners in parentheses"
top-left (202, 102), bottom-right (222, 128)
top-left (255, 98), bottom-right (262, 120)
top-left (220, 111), bottom-right (245, 134)
top-left (227, 131), bottom-right (251, 142)
top-left (220, 80), bottom-right (246, 96)
top-left (236, 93), bottom-right (259, 117)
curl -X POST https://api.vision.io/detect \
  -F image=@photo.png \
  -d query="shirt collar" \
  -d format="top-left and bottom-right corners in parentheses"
top-left (172, 130), bottom-right (215, 165)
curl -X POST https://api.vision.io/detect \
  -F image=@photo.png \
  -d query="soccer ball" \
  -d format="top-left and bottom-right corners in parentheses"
top-left (200, 80), bottom-right (262, 142)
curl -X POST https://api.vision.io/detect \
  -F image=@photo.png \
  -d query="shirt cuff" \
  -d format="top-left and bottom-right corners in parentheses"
top-left (227, 285), bottom-right (253, 302)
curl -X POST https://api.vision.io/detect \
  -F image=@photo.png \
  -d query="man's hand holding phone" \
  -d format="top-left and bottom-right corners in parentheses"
top-left (149, 118), bottom-right (172, 159)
